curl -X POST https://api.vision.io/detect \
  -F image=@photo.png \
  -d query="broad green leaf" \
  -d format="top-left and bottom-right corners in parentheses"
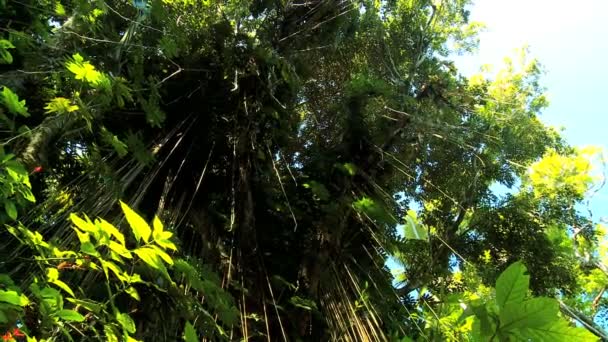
top-left (0, 289), bottom-right (28, 306)
top-left (184, 321), bottom-right (197, 342)
top-left (470, 302), bottom-right (495, 338)
top-left (509, 320), bottom-right (598, 342)
top-left (4, 201), bottom-right (17, 220)
top-left (120, 201), bottom-right (151, 243)
top-left (402, 213), bottom-right (428, 241)
top-left (116, 311), bottom-right (136, 334)
top-left (500, 297), bottom-right (558, 331)
top-left (55, 309), bottom-right (85, 322)
top-left (1, 87), bottom-right (29, 117)
top-left (496, 261), bottom-right (529, 310)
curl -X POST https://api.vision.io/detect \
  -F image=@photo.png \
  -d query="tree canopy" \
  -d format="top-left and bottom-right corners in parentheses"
top-left (0, 0), bottom-right (606, 341)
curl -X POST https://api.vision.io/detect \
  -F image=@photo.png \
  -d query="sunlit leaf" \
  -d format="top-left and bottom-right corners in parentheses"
top-left (0, 290), bottom-right (28, 306)
top-left (184, 321), bottom-right (197, 342)
top-left (120, 201), bottom-right (151, 243)
top-left (55, 309), bottom-right (85, 322)
top-left (1, 87), bottom-right (28, 117)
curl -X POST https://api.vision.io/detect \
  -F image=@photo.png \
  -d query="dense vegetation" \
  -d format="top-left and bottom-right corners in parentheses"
top-left (0, 0), bottom-right (606, 340)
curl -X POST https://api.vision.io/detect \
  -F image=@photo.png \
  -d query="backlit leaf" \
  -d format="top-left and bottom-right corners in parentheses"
top-left (120, 201), bottom-right (151, 243)
top-left (184, 321), bottom-right (197, 342)
top-left (496, 261), bottom-right (529, 310)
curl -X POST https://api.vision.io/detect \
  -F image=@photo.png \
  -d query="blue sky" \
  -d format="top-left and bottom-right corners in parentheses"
top-left (453, 0), bottom-right (608, 219)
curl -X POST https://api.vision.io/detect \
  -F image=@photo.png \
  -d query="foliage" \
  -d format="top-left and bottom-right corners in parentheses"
top-left (1, 200), bottom-right (236, 341)
top-left (0, 0), bottom-right (605, 340)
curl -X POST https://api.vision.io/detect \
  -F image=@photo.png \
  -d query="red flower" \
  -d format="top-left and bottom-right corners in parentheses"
top-left (1, 331), bottom-right (12, 341)
top-left (11, 328), bottom-right (24, 338)
top-left (32, 166), bottom-right (43, 174)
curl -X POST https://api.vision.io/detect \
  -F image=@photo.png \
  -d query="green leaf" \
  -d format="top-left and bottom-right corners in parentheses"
top-left (97, 218), bottom-right (126, 245)
top-left (108, 240), bottom-right (132, 259)
top-left (153, 216), bottom-right (163, 235)
top-left (104, 325), bottom-right (119, 342)
top-left (0, 289), bottom-right (28, 306)
top-left (80, 241), bottom-right (100, 257)
top-left (116, 311), bottom-right (136, 334)
top-left (402, 211), bottom-right (428, 241)
top-left (133, 247), bottom-right (170, 279)
top-left (496, 261), bottom-right (529, 310)
top-left (509, 320), bottom-right (598, 342)
top-left (66, 298), bottom-right (102, 314)
top-left (155, 231), bottom-right (177, 251)
top-left (4, 201), bottom-right (17, 220)
top-left (55, 309), bottom-right (85, 322)
top-left (1, 87), bottom-right (29, 117)
top-left (151, 245), bottom-right (173, 265)
top-left (101, 260), bottom-right (126, 282)
top-left (120, 201), bottom-right (151, 243)
top-left (183, 321), bottom-right (197, 342)
top-left (290, 296), bottom-right (318, 311)
top-left (500, 297), bottom-right (559, 331)
top-left (47, 268), bottom-right (75, 297)
top-left (125, 287), bottom-right (140, 301)
top-left (0, 39), bottom-right (15, 64)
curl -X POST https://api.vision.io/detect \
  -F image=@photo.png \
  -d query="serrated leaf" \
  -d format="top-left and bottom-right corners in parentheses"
top-left (108, 240), bottom-right (132, 259)
top-left (153, 216), bottom-right (163, 235)
top-left (496, 261), bottom-right (529, 310)
top-left (0, 290), bottom-right (28, 306)
top-left (97, 218), bottom-right (126, 245)
top-left (151, 245), bottom-right (173, 265)
top-left (184, 321), bottom-right (197, 342)
top-left (1, 87), bottom-right (28, 116)
top-left (120, 201), bottom-right (151, 243)
top-left (55, 309), bottom-right (85, 322)
top-left (133, 247), bottom-right (169, 279)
